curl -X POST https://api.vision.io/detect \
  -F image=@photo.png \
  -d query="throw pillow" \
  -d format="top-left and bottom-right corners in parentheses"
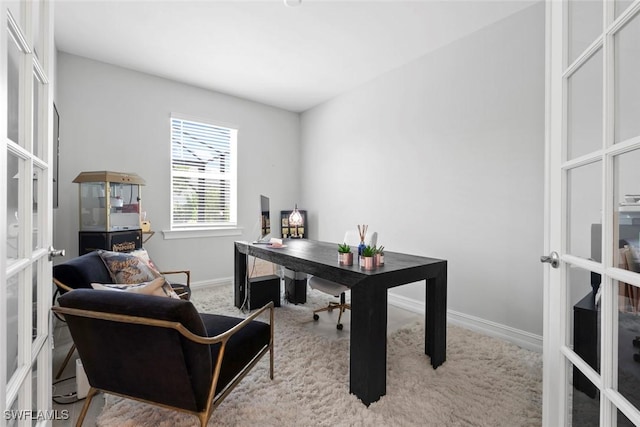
top-left (99, 249), bottom-right (160, 284)
top-left (129, 248), bottom-right (162, 276)
top-left (98, 249), bottom-right (180, 299)
top-left (91, 277), bottom-right (180, 299)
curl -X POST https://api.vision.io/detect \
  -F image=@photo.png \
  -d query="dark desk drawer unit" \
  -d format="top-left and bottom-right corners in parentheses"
top-left (284, 270), bottom-right (307, 304)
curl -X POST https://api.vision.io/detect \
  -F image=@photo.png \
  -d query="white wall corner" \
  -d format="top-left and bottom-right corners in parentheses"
top-left (388, 292), bottom-right (543, 354)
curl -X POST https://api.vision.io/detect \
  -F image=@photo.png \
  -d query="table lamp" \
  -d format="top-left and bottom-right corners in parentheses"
top-left (289, 204), bottom-right (304, 238)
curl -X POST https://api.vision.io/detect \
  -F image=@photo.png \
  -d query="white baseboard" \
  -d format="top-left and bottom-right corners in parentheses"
top-left (388, 291), bottom-right (542, 354)
top-left (195, 279), bottom-right (543, 353)
top-left (190, 277), bottom-right (233, 290)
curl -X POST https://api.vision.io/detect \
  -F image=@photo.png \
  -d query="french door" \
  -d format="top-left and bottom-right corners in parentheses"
top-left (545, 0), bottom-right (640, 425)
top-left (1, 1), bottom-right (55, 425)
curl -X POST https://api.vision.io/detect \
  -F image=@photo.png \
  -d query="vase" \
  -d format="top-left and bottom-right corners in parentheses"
top-left (358, 242), bottom-right (366, 253)
top-left (339, 252), bottom-right (353, 266)
top-left (374, 253), bottom-right (384, 266)
top-left (361, 256), bottom-right (374, 270)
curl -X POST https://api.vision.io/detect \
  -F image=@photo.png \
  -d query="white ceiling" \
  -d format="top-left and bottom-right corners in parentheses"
top-left (54, 0), bottom-right (536, 113)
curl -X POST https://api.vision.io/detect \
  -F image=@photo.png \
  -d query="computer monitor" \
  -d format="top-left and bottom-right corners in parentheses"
top-left (259, 195), bottom-right (271, 241)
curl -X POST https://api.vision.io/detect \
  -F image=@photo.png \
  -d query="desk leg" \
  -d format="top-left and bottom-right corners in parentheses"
top-left (350, 285), bottom-right (387, 406)
top-left (234, 246), bottom-right (247, 309)
top-left (425, 264), bottom-right (447, 368)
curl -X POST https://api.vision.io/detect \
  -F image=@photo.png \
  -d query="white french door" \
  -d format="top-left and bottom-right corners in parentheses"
top-left (545, 0), bottom-right (640, 425)
top-left (1, 1), bottom-right (55, 426)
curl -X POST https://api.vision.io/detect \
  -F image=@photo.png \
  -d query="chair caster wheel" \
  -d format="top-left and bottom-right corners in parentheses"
top-left (634, 337), bottom-right (640, 348)
top-left (634, 353), bottom-right (640, 363)
top-left (313, 314), bottom-right (319, 321)
top-left (337, 323), bottom-right (343, 330)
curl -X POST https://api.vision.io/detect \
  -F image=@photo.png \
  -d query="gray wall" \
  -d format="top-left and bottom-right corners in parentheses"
top-left (299, 3), bottom-right (545, 335)
top-left (55, 2), bottom-right (546, 338)
top-left (55, 52), bottom-right (300, 283)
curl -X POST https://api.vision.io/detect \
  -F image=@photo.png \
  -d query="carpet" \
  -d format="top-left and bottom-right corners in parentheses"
top-left (96, 285), bottom-right (542, 427)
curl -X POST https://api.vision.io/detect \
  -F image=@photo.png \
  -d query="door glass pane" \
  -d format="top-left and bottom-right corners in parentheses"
top-left (33, 167), bottom-right (41, 250)
top-left (567, 50), bottom-right (603, 160)
top-left (568, 266), bottom-right (601, 368)
top-left (571, 363), bottom-right (600, 427)
top-left (616, 1), bottom-right (634, 19)
top-left (614, 14), bottom-right (640, 144)
top-left (32, 359), bottom-right (37, 415)
top-left (568, 266), bottom-right (601, 427)
top-left (617, 408), bottom-right (636, 427)
top-left (7, 152), bottom-right (21, 263)
top-left (568, 0), bottom-right (602, 64)
top-left (568, 162), bottom-right (602, 261)
top-left (614, 150), bottom-right (640, 269)
top-left (32, 73), bottom-right (40, 158)
top-left (7, 2), bottom-right (23, 31)
top-left (617, 280), bottom-right (640, 421)
top-left (7, 398), bottom-right (18, 427)
top-left (6, 274), bottom-right (19, 382)
top-left (8, 35), bottom-right (21, 145)
top-left (32, 267), bottom-right (38, 341)
top-left (31, 0), bottom-right (41, 60)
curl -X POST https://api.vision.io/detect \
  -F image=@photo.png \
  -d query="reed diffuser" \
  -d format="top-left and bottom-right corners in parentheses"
top-left (357, 224), bottom-right (368, 264)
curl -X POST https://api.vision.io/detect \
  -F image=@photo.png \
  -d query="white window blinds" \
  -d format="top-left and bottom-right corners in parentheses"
top-left (170, 116), bottom-right (237, 229)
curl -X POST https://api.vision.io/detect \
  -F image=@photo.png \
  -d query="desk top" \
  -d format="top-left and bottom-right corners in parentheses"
top-left (235, 239), bottom-right (446, 289)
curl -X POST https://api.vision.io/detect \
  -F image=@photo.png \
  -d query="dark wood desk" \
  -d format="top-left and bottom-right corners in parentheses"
top-left (234, 239), bottom-right (447, 405)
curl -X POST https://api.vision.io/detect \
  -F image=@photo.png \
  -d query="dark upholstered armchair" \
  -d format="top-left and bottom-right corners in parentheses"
top-left (52, 250), bottom-right (192, 379)
top-left (52, 289), bottom-right (274, 427)
top-left (53, 250), bottom-right (192, 298)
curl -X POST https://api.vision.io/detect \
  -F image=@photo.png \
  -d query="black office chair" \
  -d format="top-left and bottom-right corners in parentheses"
top-left (309, 230), bottom-right (377, 330)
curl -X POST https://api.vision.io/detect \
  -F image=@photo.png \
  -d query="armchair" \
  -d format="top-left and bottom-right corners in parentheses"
top-left (52, 289), bottom-right (274, 427)
top-left (52, 250), bottom-right (192, 379)
top-left (53, 250), bottom-right (191, 299)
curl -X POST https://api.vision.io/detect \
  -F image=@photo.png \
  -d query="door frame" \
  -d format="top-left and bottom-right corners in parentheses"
top-left (1, 1), bottom-right (55, 424)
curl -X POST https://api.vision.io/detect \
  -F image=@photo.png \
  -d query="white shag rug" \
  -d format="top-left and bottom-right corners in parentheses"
top-left (96, 285), bottom-right (542, 427)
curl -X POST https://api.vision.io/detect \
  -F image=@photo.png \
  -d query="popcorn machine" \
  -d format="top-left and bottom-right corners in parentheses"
top-left (74, 171), bottom-right (145, 254)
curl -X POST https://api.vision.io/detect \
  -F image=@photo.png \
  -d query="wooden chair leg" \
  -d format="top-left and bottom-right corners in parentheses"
top-left (75, 387), bottom-right (98, 427)
top-left (56, 343), bottom-right (76, 379)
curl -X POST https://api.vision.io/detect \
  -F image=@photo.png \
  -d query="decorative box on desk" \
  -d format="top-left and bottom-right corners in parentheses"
top-left (280, 210), bottom-right (307, 239)
top-left (74, 171), bottom-right (145, 255)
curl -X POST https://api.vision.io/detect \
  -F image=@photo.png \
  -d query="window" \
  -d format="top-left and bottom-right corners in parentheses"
top-left (170, 116), bottom-right (237, 230)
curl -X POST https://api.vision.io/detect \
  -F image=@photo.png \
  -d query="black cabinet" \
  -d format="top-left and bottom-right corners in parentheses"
top-left (248, 275), bottom-right (281, 310)
top-left (79, 230), bottom-right (142, 255)
top-left (280, 210), bottom-right (307, 239)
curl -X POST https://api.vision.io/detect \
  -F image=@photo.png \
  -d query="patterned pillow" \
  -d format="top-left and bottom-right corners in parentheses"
top-left (99, 249), bottom-right (160, 284)
top-left (98, 249), bottom-right (180, 299)
top-left (129, 248), bottom-right (162, 275)
top-left (91, 277), bottom-right (180, 299)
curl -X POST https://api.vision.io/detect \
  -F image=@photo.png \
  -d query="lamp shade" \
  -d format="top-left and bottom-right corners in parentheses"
top-left (289, 204), bottom-right (304, 227)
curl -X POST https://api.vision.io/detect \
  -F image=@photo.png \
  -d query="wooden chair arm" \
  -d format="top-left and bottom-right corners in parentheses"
top-left (51, 301), bottom-right (274, 346)
top-left (160, 270), bottom-right (191, 287)
top-left (53, 278), bottom-right (73, 293)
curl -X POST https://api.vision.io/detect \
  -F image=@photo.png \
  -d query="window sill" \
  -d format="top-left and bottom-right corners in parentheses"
top-left (162, 227), bottom-right (243, 240)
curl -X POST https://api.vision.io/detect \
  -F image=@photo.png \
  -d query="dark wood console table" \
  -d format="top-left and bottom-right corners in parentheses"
top-left (234, 239), bottom-right (447, 405)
